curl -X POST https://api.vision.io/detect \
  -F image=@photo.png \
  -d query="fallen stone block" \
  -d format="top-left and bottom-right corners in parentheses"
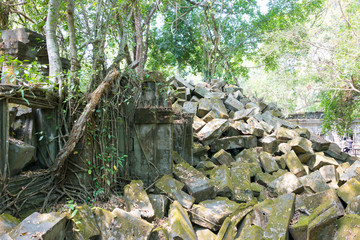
top-left (155, 174), bottom-right (195, 209)
top-left (334, 214), bottom-right (360, 240)
top-left (235, 148), bottom-right (259, 164)
top-left (310, 133), bottom-right (330, 152)
top-left (190, 197), bottom-right (240, 231)
top-left (268, 172), bottom-right (303, 196)
top-left (325, 143), bottom-right (347, 161)
top-left (290, 198), bottom-right (343, 240)
top-left (212, 149), bottom-right (235, 166)
top-left (149, 227), bottom-right (169, 240)
top-left (195, 228), bottom-right (216, 240)
top-left (211, 136), bottom-right (244, 152)
top-left (172, 75), bottom-right (195, 91)
top-left (229, 201), bottom-right (255, 226)
top-left (297, 152), bottom-right (315, 164)
top-left (94, 207), bottom-right (154, 240)
top-left (172, 100), bottom-right (183, 112)
top-left (8, 139), bottom-right (36, 176)
top-left (149, 194), bottom-right (169, 219)
top-left (345, 195), bottom-right (360, 215)
top-left (337, 178), bottom-right (360, 204)
top-left (8, 212), bottom-right (67, 240)
top-left (237, 162), bottom-right (262, 177)
top-left (205, 92), bottom-right (226, 100)
top-left (216, 217), bottom-right (237, 240)
top-left (193, 116), bottom-right (206, 132)
top-left (299, 171), bottom-right (330, 193)
top-left (70, 205), bottom-right (100, 240)
top-left (261, 136), bottom-right (278, 154)
top-left (168, 201), bottom-right (196, 240)
top-left (307, 152), bottom-right (339, 171)
top-left (197, 98), bottom-right (212, 117)
top-left (295, 189), bottom-right (345, 217)
top-left (251, 182), bottom-right (266, 202)
top-left (274, 156), bottom-right (286, 169)
top-left (255, 172), bottom-right (277, 187)
top-left (211, 98), bottom-right (229, 119)
top-left (276, 127), bottom-right (299, 141)
top-left (259, 151), bottom-right (279, 173)
top-left (202, 110), bottom-right (218, 123)
top-left (173, 162), bottom-right (216, 203)
top-left (194, 84), bottom-right (210, 98)
top-left (182, 101), bottom-right (198, 115)
top-left (230, 163), bottom-right (254, 202)
top-left (124, 180), bottom-right (155, 219)
top-left (209, 165), bottom-right (233, 198)
top-left (232, 108), bottom-right (254, 121)
top-left (236, 225), bottom-right (263, 240)
top-left (337, 162), bottom-right (350, 179)
top-left (196, 160), bottom-right (217, 171)
top-left (319, 165), bottom-right (338, 183)
top-left (0, 213), bottom-right (20, 235)
top-left (284, 150), bottom-right (306, 177)
top-left (197, 119), bottom-right (229, 145)
top-left (289, 136), bottom-right (314, 155)
top-left (224, 95), bottom-right (244, 112)
top-left (278, 142), bottom-right (292, 154)
top-left (241, 135), bottom-right (258, 149)
top-left (263, 193), bottom-right (295, 240)
top-left (295, 127), bottom-right (311, 139)
top-left (193, 142), bottom-right (210, 157)
top-left (339, 160), bottom-right (360, 183)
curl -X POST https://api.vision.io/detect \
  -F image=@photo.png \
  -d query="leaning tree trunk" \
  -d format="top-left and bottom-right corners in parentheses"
top-left (0, 1), bottom-right (10, 31)
top-left (45, 0), bottom-right (63, 100)
top-left (67, 0), bottom-right (80, 95)
top-left (51, 69), bottom-right (120, 181)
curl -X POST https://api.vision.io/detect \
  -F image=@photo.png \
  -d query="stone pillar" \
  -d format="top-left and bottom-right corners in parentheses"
top-left (34, 108), bottom-right (58, 168)
top-left (173, 113), bottom-right (194, 165)
top-left (131, 109), bottom-right (174, 185)
top-left (0, 99), bottom-right (9, 178)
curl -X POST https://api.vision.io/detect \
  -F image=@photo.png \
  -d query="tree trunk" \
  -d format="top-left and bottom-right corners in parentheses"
top-left (51, 69), bottom-right (120, 180)
top-left (133, 7), bottom-right (144, 79)
top-left (0, 1), bottom-right (10, 31)
top-left (45, 0), bottom-right (63, 100)
top-left (67, 0), bottom-right (80, 95)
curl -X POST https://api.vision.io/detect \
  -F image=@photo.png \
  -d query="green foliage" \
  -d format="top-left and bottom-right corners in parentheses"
top-left (0, 55), bottom-right (48, 85)
top-left (147, 0), bottom-right (324, 82)
top-left (320, 90), bottom-right (359, 136)
top-left (86, 108), bottom-right (127, 201)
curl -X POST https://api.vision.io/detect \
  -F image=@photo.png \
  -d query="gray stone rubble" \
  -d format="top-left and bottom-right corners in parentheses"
top-left (2, 76), bottom-right (360, 239)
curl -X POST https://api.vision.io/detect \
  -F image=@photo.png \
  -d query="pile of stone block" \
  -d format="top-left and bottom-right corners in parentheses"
top-left (2, 76), bottom-right (360, 239)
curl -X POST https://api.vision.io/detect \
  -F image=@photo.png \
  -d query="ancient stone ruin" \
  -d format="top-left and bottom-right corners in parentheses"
top-left (1, 29), bottom-right (360, 240)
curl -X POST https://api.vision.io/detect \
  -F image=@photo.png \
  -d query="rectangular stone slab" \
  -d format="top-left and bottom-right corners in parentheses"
top-left (173, 162), bottom-right (215, 203)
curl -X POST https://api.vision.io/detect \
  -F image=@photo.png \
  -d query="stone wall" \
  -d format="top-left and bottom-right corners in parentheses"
top-left (287, 117), bottom-right (360, 150)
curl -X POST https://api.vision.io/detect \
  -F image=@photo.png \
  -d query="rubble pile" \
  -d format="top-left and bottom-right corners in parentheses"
top-left (2, 76), bottom-right (360, 239)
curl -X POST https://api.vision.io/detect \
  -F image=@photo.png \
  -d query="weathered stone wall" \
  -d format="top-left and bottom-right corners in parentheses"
top-left (288, 117), bottom-right (360, 150)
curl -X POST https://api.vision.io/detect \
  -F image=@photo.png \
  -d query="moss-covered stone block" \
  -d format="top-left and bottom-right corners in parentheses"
top-left (337, 178), bottom-right (360, 204)
top-left (168, 201), bottom-right (196, 240)
top-left (263, 193), bottom-right (295, 240)
top-left (191, 197), bottom-right (240, 231)
top-left (173, 161), bottom-right (215, 203)
top-left (210, 164), bottom-right (233, 198)
top-left (94, 207), bottom-right (154, 239)
top-left (334, 214), bottom-right (360, 240)
top-left (215, 217), bottom-right (237, 240)
top-left (124, 180), bottom-right (155, 219)
top-left (71, 205), bottom-right (100, 240)
top-left (0, 213), bottom-right (20, 235)
top-left (155, 174), bottom-right (195, 209)
top-left (230, 163), bottom-right (254, 202)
